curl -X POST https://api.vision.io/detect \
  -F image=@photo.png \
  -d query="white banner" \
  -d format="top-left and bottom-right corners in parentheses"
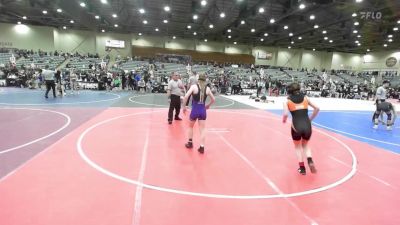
top-left (105, 40), bottom-right (125, 48)
top-left (257, 51), bottom-right (272, 60)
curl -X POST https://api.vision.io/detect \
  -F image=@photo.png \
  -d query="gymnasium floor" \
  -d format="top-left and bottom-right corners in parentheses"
top-left (0, 87), bottom-right (399, 225)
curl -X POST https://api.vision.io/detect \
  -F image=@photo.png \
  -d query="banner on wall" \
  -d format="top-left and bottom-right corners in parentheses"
top-left (257, 51), bottom-right (272, 60)
top-left (105, 40), bottom-right (125, 48)
top-left (155, 53), bottom-right (191, 63)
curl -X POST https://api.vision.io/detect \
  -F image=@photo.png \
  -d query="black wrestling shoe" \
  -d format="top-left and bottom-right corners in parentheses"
top-left (308, 162), bottom-right (317, 174)
top-left (174, 117), bottom-right (182, 121)
top-left (198, 146), bottom-right (205, 154)
top-left (298, 166), bottom-right (306, 175)
top-left (185, 142), bottom-right (193, 149)
top-left (168, 120), bottom-right (172, 124)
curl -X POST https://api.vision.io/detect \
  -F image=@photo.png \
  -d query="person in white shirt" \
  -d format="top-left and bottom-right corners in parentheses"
top-left (9, 54), bottom-right (16, 64)
top-left (373, 80), bottom-right (390, 123)
top-left (256, 79), bottom-right (264, 97)
top-left (146, 81), bottom-right (152, 93)
top-left (42, 65), bottom-right (56, 98)
top-left (322, 72), bottom-right (328, 82)
top-left (138, 78), bottom-right (146, 93)
top-left (100, 60), bottom-right (107, 70)
top-left (375, 80), bottom-right (389, 104)
top-left (167, 72), bottom-right (185, 124)
top-left (371, 76), bottom-right (375, 85)
top-left (250, 64), bottom-right (256, 73)
top-left (259, 67), bottom-right (265, 79)
top-left (186, 63), bottom-right (192, 75)
top-left (149, 69), bottom-right (154, 79)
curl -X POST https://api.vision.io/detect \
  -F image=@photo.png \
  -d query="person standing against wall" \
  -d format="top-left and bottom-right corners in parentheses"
top-left (167, 72), bottom-right (185, 124)
top-left (42, 65), bottom-right (56, 98)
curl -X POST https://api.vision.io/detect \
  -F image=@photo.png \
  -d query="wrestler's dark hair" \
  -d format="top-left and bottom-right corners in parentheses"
top-left (287, 83), bottom-right (301, 95)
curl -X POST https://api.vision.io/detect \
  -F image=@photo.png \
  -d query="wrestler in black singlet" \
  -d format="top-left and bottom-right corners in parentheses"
top-left (287, 94), bottom-right (312, 141)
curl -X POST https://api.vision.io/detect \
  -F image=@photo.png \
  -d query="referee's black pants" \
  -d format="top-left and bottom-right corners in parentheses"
top-left (45, 80), bottom-right (56, 98)
top-left (168, 94), bottom-right (181, 121)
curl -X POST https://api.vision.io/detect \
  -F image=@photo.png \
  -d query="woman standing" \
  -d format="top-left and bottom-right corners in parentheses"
top-left (183, 74), bottom-right (215, 154)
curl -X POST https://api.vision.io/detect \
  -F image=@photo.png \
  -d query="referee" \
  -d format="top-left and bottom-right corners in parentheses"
top-left (373, 80), bottom-right (390, 123)
top-left (167, 72), bottom-right (185, 124)
top-left (42, 65), bottom-right (56, 98)
top-left (375, 80), bottom-right (390, 104)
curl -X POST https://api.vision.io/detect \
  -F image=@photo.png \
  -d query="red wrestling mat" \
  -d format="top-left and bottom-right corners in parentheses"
top-left (0, 108), bottom-right (399, 225)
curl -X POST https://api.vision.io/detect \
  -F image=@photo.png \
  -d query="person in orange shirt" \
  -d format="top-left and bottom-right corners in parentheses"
top-left (283, 83), bottom-right (320, 175)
